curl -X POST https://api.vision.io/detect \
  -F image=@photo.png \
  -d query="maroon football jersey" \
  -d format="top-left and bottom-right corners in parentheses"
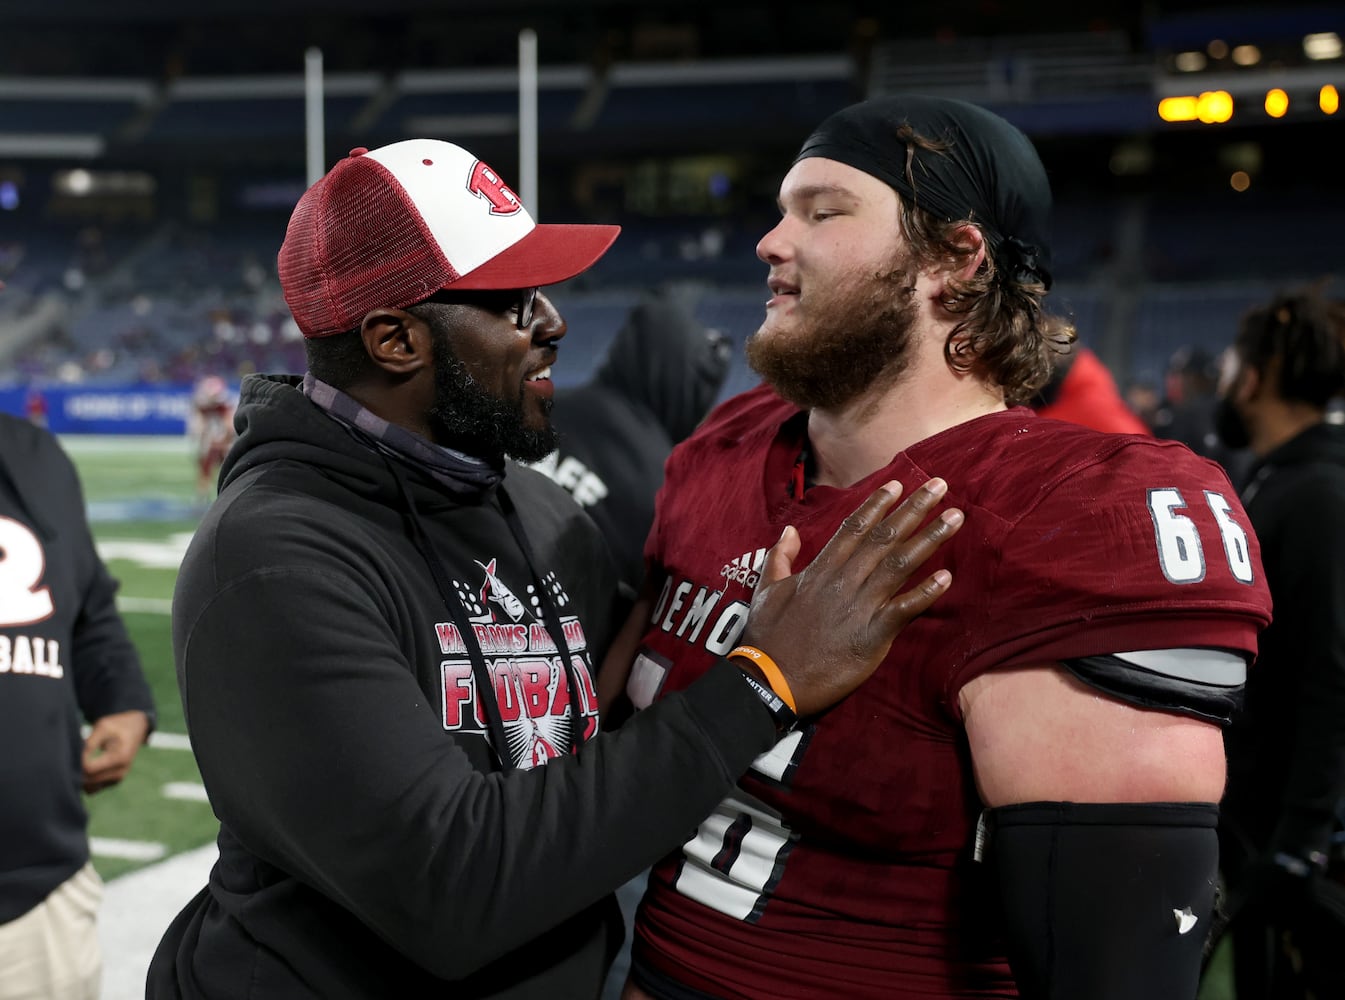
top-left (628, 385), bottom-right (1271, 1000)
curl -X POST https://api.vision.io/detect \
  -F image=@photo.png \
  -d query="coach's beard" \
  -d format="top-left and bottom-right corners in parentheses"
top-left (747, 262), bottom-right (919, 411)
top-left (427, 328), bottom-right (559, 463)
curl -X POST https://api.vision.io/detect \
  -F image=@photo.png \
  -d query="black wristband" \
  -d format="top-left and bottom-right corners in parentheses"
top-left (737, 668), bottom-right (797, 734)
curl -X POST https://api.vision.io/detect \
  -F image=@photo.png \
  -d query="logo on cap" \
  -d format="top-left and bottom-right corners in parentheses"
top-left (467, 161), bottom-right (522, 217)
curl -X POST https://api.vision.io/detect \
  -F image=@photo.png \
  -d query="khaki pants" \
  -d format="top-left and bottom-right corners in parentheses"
top-left (0, 862), bottom-right (102, 1000)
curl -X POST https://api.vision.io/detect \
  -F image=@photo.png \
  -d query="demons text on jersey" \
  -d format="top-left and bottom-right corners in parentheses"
top-left (650, 575), bottom-right (751, 656)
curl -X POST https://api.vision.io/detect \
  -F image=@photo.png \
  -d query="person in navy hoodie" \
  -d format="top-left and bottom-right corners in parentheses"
top-left (0, 384), bottom-right (155, 999)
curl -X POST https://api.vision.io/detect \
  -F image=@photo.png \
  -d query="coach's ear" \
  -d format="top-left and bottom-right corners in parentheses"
top-left (360, 307), bottom-right (432, 378)
top-left (348, 307), bottom-right (439, 436)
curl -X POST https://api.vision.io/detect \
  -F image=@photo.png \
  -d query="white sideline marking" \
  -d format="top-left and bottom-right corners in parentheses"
top-left (60, 434), bottom-right (191, 455)
top-left (99, 535), bottom-right (194, 571)
top-left (79, 728), bottom-right (191, 752)
top-left (116, 596), bottom-right (173, 614)
top-left (162, 782), bottom-right (210, 802)
top-left (99, 843), bottom-right (219, 1000)
top-left (148, 731), bottom-right (192, 751)
top-left (90, 837), bottom-right (167, 862)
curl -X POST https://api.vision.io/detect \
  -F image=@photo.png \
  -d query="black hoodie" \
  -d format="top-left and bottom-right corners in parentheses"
top-left (534, 293), bottom-right (731, 592)
top-left (0, 414), bottom-right (153, 923)
top-left (1224, 421), bottom-right (1345, 862)
top-left (149, 374), bottom-right (776, 1000)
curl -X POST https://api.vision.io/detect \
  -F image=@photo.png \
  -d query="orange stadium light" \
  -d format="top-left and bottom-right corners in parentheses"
top-left (1265, 88), bottom-right (1290, 117)
top-left (1322, 85), bottom-right (1340, 115)
top-left (1159, 96), bottom-right (1200, 122)
top-left (1197, 90), bottom-right (1234, 124)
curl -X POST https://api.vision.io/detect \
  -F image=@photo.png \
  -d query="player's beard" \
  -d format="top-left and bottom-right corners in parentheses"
top-left (746, 254), bottom-right (920, 411)
top-left (426, 328), bottom-right (559, 463)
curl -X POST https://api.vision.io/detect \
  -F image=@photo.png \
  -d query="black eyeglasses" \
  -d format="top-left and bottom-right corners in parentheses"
top-left (418, 286), bottom-right (540, 330)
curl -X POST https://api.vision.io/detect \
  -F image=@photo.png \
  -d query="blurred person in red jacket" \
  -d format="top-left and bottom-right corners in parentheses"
top-left (1032, 342), bottom-right (1150, 435)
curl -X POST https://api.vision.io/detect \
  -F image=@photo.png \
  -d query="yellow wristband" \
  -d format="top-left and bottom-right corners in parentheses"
top-left (727, 645), bottom-right (797, 714)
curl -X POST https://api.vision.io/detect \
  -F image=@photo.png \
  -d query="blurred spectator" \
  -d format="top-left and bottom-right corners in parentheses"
top-left (187, 375), bottom-right (236, 501)
top-left (1207, 288), bottom-right (1345, 999)
top-left (1154, 345), bottom-right (1251, 486)
top-left (1031, 343), bottom-right (1150, 434)
top-left (0, 411), bottom-right (156, 1000)
top-left (530, 289), bottom-right (732, 594)
top-left (1123, 376), bottom-right (1163, 432)
top-left (24, 389), bottom-right (48, 428)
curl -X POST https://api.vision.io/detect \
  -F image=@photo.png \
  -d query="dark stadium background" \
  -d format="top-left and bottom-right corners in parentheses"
top-left (2, 0), bottom-right (1341, 410)
top-left (0, 3), bottom-right (1339, 997)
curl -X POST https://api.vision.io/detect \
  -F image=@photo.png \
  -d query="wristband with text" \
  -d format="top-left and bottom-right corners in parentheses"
top-left (735, 669), bottom-right (799, 735)
top-left (727, 644), bottom-right (797, 713)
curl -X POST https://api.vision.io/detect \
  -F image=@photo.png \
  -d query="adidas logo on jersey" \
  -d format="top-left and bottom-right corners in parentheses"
top-left (720, 547), bottom-right (767, 590)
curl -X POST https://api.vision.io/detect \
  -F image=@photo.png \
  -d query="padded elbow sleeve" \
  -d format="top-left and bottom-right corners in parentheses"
top-left (981, 801), bottom-right (1219, 1000)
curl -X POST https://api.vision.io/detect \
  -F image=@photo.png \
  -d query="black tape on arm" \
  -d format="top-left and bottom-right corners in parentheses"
top-left (982, 801), bottom-right (1219, 1000)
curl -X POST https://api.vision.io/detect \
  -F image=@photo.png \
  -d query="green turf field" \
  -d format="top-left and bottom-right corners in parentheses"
top-left (62, 436), bottom-right (218, 882)
top-left (60, 434), bottom-right (1238, 996)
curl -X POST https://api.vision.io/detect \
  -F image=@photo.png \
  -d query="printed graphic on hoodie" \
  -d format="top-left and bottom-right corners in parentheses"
top-left (435, 558), bottom-right (599, 769)
top-left (0, 516), bottom-right (65, 678)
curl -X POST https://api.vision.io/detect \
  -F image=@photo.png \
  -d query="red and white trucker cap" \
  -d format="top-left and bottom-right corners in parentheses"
top-left (278, 139), bottom-right (621, 339)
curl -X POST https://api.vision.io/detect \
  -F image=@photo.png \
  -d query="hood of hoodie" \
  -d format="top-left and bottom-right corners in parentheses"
top-left (222, 373), bottom-right (375, 491)
top-left (215, 372), bottom-right (600, 769)
top-left (592, 292), bottom-right (731, 444)
top-left (220, 374), bottom-right (497, 514)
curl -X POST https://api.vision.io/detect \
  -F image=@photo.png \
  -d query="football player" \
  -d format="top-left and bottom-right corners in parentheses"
top-left (609, 96), bottom-right (1273, 1000)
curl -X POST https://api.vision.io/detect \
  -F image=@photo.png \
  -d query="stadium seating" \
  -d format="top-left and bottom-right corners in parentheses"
top-left (2, 27), bottom-right (1339, 407)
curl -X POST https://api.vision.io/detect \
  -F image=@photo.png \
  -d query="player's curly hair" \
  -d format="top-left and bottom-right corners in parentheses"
top-left (892, 125), bottom-right (1076, 407)
top-left (1233, 286), bottom-right (1345, 408)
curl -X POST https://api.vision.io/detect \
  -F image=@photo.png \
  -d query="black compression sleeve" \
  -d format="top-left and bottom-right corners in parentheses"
top-left (984, 801), bottom-right (1219, 1000)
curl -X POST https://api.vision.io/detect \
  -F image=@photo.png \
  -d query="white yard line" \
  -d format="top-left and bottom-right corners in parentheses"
top-left (60, 435), bottom-right (191, 455)
top-left (91, 738), bottom-right (213, 996)
top-left (90, 837), bottom-right (167, 862)
top-left (162, 782), bottom-right (210, 802)
top-left (148, 731), bottom-right (191, 751)
top-left (99, 533), bottom-right (195, 570)
top-left (116, 596), bottom-right (174, 614)
top-left (99, 843), bottom-right (219, 1000)
top-left (81, 728), bottom-right (191, 752)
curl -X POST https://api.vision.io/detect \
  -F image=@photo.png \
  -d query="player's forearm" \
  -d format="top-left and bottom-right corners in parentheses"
top-left (986, 800), bottom-right (1217, 1000)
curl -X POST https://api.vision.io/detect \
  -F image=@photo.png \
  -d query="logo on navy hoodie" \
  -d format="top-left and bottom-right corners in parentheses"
top-left (0, 516), bottom-right (66, 680)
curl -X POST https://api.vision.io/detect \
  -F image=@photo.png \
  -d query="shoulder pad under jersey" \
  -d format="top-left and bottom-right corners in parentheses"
top-left (1061, 648), bottom-right (1246, 724)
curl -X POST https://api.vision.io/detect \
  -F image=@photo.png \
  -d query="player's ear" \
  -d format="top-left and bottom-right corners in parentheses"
top-left (954, 224), bottom-right (987, 281)
top-left (930, 223), bottom-right (986, 295)
top-left (360, 307), bottom-right (431, 377)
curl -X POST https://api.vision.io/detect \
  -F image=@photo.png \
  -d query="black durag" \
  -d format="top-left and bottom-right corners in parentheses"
top-left (794, 94), bottom-right (1054, 290)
